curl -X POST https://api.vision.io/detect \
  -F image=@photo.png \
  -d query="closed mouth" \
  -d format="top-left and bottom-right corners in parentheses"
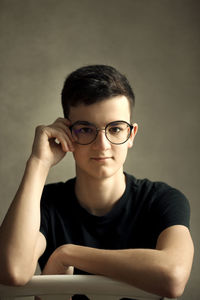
top-left (91, 157), bottom-right (112, 160)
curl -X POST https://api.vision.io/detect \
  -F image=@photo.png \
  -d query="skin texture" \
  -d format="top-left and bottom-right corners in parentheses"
top-left (0, 96), bottom-right (194, 298)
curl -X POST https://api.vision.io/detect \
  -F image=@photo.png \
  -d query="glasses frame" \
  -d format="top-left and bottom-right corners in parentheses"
top-left (69, 120), bottom-right (133, 145)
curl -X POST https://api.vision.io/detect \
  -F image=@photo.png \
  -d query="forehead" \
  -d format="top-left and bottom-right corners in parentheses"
top-left (68, 96), bottom-right (131, 125)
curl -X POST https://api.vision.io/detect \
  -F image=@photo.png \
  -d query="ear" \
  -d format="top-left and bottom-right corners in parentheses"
top-left (128, 123), bottom-right (138, 148)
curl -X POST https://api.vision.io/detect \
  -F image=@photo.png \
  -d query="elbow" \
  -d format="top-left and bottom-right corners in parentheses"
top-left (0, 253), bottom-right (36, 286)
top-left (163, 265), bottom-right (189, 298)
top-left (6, 271), bottom-right (31, 287)
top-left (0, 264), bottom-right (33, 286)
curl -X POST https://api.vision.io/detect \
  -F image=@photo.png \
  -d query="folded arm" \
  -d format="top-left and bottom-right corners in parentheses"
top-left (0, 118), bottom-right (74, 285)
top-left (43, 225), bottom-right (194, 298)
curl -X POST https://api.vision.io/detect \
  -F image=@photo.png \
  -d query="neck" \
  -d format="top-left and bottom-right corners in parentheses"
top-left (75, 169), bottom-right (126, 216)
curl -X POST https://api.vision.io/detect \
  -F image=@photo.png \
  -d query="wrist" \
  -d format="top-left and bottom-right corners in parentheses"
top-left (54, 244), bottom-right (74, 267)
top-left (42, 244), bottom-right (74, 275)
top-left (27, 155), bottom-right (51, 173)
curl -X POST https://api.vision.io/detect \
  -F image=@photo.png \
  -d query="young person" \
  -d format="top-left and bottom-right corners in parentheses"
top-left (0, 65), bottom-right (194, 299)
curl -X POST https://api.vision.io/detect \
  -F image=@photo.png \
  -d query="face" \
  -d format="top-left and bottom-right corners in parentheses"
top-left (68, 96), bottom-right (138, 180)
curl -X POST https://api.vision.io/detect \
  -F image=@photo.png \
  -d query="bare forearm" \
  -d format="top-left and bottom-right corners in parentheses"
top-left (0, 119), bottom-right (73, 285)
top-left (0, 157), bottom-right (49, 282)
top-left (54, 244), bottom-right (187, 298)
top-left (68, 246), bottom-right (163, 284)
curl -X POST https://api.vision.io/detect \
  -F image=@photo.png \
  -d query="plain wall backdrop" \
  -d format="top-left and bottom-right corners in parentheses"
top-left (0, 0), bottom-right (199, 299)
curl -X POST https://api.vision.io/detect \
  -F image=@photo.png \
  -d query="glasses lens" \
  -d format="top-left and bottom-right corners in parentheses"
top-left (71, 122), bottom-right (97, 145)
top-left (106, 121), bottom-right (131, 144)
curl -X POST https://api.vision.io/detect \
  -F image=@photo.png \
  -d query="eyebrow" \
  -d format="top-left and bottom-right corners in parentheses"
top-left (71, 120), bottom-right (130, 127)
top-left (72, 120), bottom-right (94, 126)
top-left (109, 121), bottom-right (123, 126)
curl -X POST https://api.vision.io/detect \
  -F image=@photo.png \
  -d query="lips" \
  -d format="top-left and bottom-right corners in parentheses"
top-left (91, 157), bottom-right (112, 161)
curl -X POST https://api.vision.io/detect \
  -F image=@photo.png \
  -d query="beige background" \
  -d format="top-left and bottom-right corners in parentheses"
top-left (0, 0), bottom-right (199, 299)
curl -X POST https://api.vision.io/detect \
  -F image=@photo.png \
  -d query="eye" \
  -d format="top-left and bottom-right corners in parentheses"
top-left (108, 126), bottom-right (122, 134)
top-left (75, 126), bottom-right (94, 134)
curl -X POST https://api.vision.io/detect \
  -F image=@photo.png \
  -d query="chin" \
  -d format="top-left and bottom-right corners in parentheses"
top-left (81, 165), bottom-right (123, 181)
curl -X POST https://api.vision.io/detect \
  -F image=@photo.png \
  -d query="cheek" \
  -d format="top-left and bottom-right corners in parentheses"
top-left (114, 145), bottom-right (129, 163)
top-left (72, 145), bottom-right (89, 162)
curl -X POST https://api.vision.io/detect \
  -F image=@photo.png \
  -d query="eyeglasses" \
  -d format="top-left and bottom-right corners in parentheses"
top-left (69, 120), bottom-right (133, 145)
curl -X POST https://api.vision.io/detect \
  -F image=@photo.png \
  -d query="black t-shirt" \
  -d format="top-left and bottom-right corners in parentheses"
top-left (39, 173), bottom-right (190, 272)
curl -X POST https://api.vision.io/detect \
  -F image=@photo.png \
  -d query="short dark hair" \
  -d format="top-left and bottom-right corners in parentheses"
top-left (61, 65), bottom-right (135, 118)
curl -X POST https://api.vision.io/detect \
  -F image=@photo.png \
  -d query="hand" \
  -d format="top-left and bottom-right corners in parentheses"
top-left (30, 118), bottom-right (75, 168)
top-left (42, 246), bottom-right (74, 275)
top-left (35, 246), bottom-right (73, 300)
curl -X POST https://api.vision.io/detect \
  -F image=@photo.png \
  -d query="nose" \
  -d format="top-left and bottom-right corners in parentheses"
top-left (91, 129), bottom-right (111, 150)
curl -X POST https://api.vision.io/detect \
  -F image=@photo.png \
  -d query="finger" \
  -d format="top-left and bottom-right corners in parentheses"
top-left (54, 138), bottom-right (60, 144)
top-left (55, 129), bottom-right (75, 152)
top-left (53, 117), bottom-right (72, 130)
top-left (39, 119), bottom-right (75, 152)
top-left (53, 132), bottom-right (74, 152)
top-left (52, 119), bottom-right (75, 143)
top-left (54, 117), bottom-right (71, 125)
top-left (46, 122), bottom-right (74, 151)
top-left (41, 125), bottom-right (72, 153)
top-left (65, 265), bottom-right (74, 275)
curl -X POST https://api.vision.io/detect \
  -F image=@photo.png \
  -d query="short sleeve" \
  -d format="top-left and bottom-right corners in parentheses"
top-left (38, 183), bottom-right (57, 270)
top-left (39, 184), bottom-right (52, 238)
top-left (151, 183), bottom-right (191, 237)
